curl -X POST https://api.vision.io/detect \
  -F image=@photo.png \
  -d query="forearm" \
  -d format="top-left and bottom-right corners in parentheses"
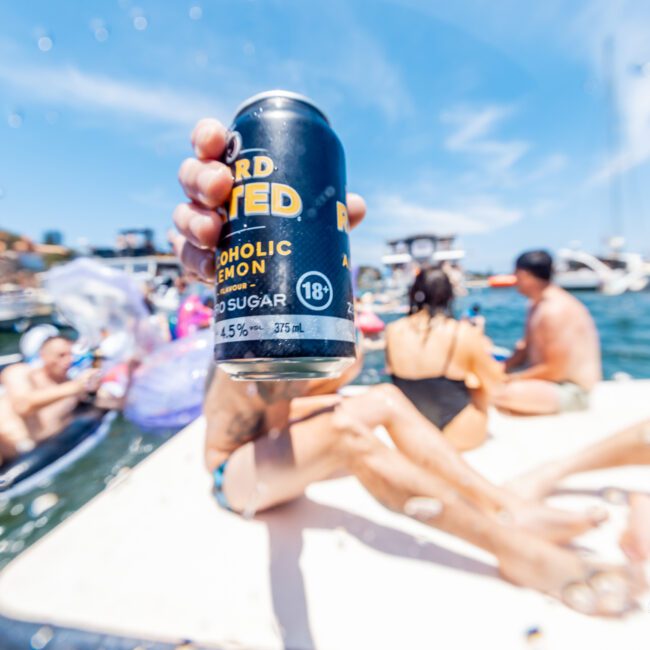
top-left (203, 372), bottom-right (267, 470)
top-left (504, 347), bottom-right (527, 371)
top-left (11, 382), bottom-right (79, 416)
top-left (508, 363), bottom-right (555, 382)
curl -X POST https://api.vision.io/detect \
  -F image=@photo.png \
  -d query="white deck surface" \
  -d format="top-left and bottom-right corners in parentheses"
top-left (0, 380), bottom-right (649, 649)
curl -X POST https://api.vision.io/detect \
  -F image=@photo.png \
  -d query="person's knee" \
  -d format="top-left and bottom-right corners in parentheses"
top-left (491, 383), bottom-right (512, 407)
top-left (638, 420), bottom-right (650, 445)
top-left (371, 383), bottom-right (403, 401)
top-left (365, 383), bottom-right (407, 414)
top-left (331, 407), bottom-right (382, 463)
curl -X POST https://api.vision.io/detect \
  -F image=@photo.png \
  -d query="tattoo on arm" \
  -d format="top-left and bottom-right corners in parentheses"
top-left (226, 410), bottom-right (265, 445)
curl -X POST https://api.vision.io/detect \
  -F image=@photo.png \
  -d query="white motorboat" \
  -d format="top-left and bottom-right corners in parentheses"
top-left (381, 233), bottom-right (467, 298)
top-left (555, 240), bottom-right (649, 295)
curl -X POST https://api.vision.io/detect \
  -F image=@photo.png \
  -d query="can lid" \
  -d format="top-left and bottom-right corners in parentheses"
top-left (234, 90), bottom-right (330, 124)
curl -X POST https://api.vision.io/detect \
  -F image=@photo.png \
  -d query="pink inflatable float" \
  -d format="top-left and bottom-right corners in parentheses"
top-left (176, 295), bottom-right (212, 338)
top-left (355, 310), bottom-right (385, 335)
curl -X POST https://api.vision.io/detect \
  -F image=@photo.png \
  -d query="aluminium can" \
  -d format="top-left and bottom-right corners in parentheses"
top-left (214, 90), bottom-right (356, 381)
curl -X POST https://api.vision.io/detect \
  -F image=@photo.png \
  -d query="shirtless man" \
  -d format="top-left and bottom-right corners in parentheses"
top-left (0, 336), bottom-right (101, 464)
top-left (171, 118), bottom-right (643, 615)
top-left (494, 250), bottom-right (602, 415)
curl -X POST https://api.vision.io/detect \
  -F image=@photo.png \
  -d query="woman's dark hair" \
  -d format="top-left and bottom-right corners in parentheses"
top-left (408, 266), bottom-right (454, 317)
top-left (515, 250), bottom-right (553, 281)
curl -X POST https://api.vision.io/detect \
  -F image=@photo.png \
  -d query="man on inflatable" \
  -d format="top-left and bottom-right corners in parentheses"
top-left (0, 327), bottom-right (102, 465)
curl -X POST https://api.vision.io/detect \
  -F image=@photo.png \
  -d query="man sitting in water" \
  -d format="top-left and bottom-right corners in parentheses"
top-left (169, 118), bottom-right (644, 616)
top-left (0, 334), bottom-right (102, 464)
top-left (494, 250), bottom-right (602, 415)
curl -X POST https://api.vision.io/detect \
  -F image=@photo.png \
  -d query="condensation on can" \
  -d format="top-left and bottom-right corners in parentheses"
top-left (214, 90), bottom-right (356, 381)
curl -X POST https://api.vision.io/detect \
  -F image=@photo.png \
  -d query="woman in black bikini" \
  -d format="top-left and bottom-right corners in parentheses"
top-left (386, 267), bottom-right (504, 451)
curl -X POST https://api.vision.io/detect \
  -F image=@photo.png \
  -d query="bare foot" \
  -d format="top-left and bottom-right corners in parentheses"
top-left (498, 534), bottom-right (646, 616)
top-left (620, 493), bottom-right (650, 562)
top-left (505, 502), bottom-right (607, 544)
top-left (505, 462), bottom-right (566, 501)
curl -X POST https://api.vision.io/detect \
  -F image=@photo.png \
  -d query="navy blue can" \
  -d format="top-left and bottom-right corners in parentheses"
top-left (214, 90), bottom-right (356, 380)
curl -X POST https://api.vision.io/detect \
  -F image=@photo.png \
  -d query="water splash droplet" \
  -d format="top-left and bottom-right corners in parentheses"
top-left (19, 521), bottom-right (35, 537)
top-left (10, 503), bottom-right (24, 516)
top-left (131, 9), bottom-right (148, 31)
top-left (30, 625), bottom-right (54, 649)
top-left (10, 539), bottom-right (25, 553)
top-left (8, 112), bottom-right (23, 128)
top-left (37, 36), bottom-right (53, 52)
top-left (602, 487), bottom-right (627, 505)
top-left (242, 482), bottom-right (268, 520)
top-left (93, 25), bottom-right (110, 43)
top-left (133, 15), bottom-right (148, 30)
top-left (189, 5), bottom-right (203, 20)
top-left (29, 493), bottom-right (58, 517)
top-left (194, 51), bottom-right (208, 67)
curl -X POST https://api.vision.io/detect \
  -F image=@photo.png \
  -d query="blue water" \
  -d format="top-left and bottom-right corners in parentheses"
top-left (1, 287), bottom-right (650, 569)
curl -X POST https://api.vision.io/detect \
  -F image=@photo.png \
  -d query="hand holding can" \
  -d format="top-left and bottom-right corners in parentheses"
top-left (171, 93), bottom-right (367, 381)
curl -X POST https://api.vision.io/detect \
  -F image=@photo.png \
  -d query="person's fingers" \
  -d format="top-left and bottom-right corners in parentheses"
top-left (347, 192), bottom-right (366, 230)
top-left (178, 158), bottom-right (233, 209)
top-left (169, 231), bottom-right (215, 280)
top-left (172, 202), bottom-right (224, 250)
top-left (191, 118), bottom-right (229, 161)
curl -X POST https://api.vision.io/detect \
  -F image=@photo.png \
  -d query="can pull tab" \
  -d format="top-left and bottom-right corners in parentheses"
top-left (224, 131), bottom-right (242, 164)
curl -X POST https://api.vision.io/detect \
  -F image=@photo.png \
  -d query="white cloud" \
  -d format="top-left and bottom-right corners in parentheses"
top-left (350, 192), bottom-right (522, 264)
top-left (0, 62), bottom-right (220, 126)
top-left (129, 186), bottom-right (178, 211)
top-left (371, 194), bottom-right (521, 235)
top-left (524, 153), bottom-right (568, 183)
top-left (574, 1), bottom-right (650, 181)
top-left (441, 104), bottom-right (529, 176)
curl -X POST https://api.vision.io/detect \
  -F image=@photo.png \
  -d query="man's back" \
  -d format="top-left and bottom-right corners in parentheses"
top-left (527, 286), bottom-right (602, 389)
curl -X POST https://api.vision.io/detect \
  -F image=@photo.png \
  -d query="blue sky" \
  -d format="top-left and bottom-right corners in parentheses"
top-left (1, 0), bottom-right (650, 271)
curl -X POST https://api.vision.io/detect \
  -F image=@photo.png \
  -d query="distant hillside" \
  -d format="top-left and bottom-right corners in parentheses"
top-left (0, 230), bottom-right (21, 245)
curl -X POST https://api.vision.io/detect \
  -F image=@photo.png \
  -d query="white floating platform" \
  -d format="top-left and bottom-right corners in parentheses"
top-left (1, 381), bottom-right (649, 649)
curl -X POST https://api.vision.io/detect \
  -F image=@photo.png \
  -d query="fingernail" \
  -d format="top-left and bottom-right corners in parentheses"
top-left (189, 215), bottom-right (213, 241)
top-left (198, 167), bottom-right (226, 203)
top-left (404, 497), bottom-right (444, 521)
top-left (195, 124), bottom-right (225, 157)
top-left (200, 257), bottom-right (214, 279)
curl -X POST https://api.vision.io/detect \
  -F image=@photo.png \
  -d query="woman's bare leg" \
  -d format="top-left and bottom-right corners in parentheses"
top-left (509, 419), bottom-right (650, 500)
top-left (443, 403), bottom-right (488, 452)
top-left (220, 399), bottom-right (643, 616)
top-left (333, 385), bottom-right (605, 541)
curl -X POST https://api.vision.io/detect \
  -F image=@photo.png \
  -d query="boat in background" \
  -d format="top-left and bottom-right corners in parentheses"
top-left (555, 238), bottom-right (649, 295)
top-left (381, 233), bottom-right (466, 298)
top-left (0, 287), bottom-right (53, 331)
